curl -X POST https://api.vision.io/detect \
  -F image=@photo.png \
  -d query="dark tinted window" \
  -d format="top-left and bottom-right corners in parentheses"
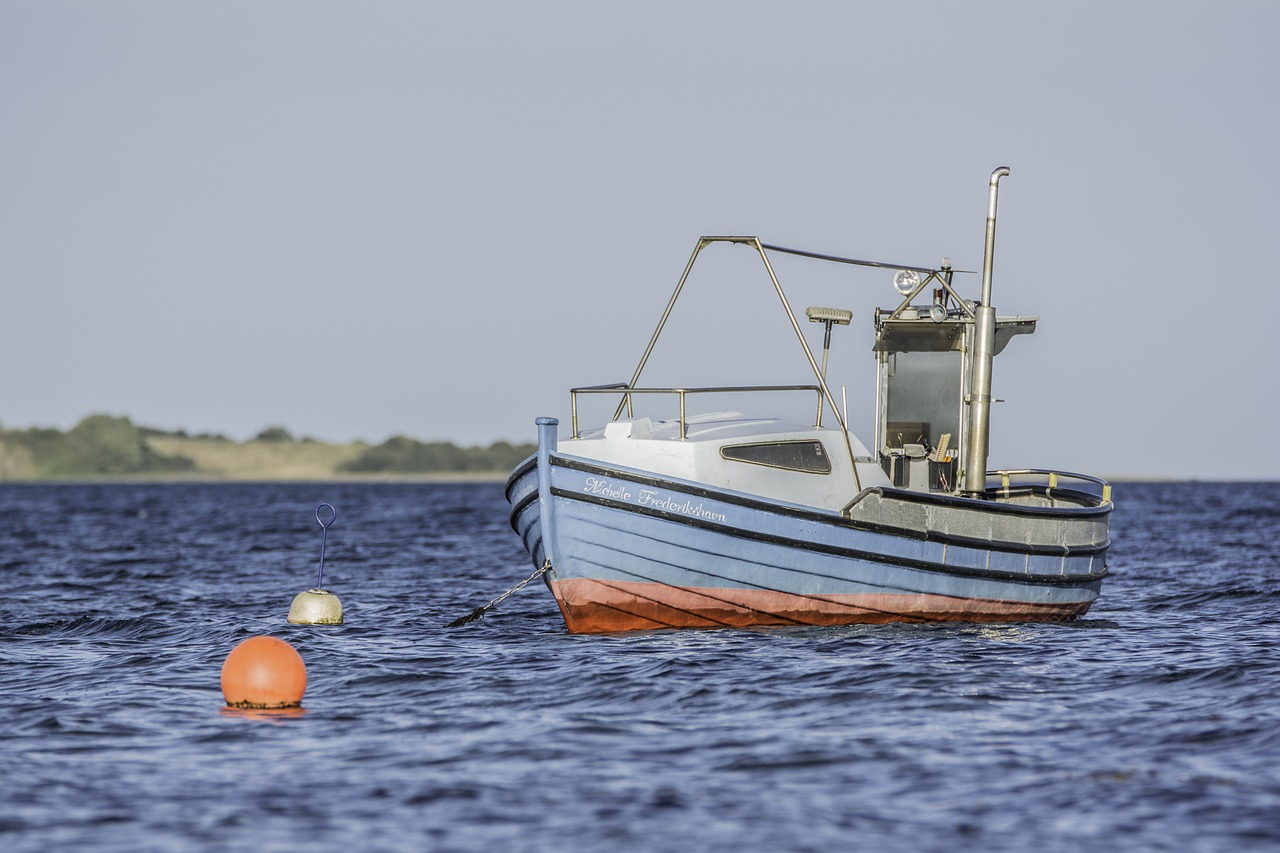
top-left (721, 441), bottom-right (832, 474)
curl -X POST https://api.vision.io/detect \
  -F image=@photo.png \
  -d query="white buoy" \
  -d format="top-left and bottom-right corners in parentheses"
top-left (288, 503), bottom-right (345, 625)
top-left (288, 588), bottom-right (344, 625)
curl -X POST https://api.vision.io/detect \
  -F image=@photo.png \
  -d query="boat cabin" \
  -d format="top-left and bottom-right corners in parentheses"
top-left (872, 291), bottom-right (1035, 494)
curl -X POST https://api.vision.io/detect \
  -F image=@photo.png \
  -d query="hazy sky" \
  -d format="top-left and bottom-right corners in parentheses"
top-left (3, 1), bottom-right (1277, 479)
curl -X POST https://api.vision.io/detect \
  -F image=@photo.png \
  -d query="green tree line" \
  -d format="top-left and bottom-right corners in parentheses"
top-left (339, 436), bottom-right (535, 473)
top-left (1, 414), bottom-right (195, 476)
top-left (0, 415), bottom-right (535, 477)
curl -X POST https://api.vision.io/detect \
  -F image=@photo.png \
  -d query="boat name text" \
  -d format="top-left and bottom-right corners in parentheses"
top-left (638, 489), bottom-right (728, 523)
top-left (581, 477), bottom-right (727, 523)
top-left (583, 477), bottom-right (633, 501)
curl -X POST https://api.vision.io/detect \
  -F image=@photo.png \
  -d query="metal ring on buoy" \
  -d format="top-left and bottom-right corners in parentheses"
top-left (314, 503), bottom-right (336, 589)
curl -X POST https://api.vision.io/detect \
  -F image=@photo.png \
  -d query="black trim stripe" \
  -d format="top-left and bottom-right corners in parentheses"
top-left (504, 454), bottom-right (537, 501)
top-left (553, 487), bottom-right (1107, 588)
top-left (880, 484), bottom-right (1112, 519)
top-left (556, 455), bottom-right (1109, 521)
top-left (838, 513), bottom-right (1110, 557)
top-left (509, 488), bottom-right (539, 534)
top-left (551, 456), bottom-right (1110, 557)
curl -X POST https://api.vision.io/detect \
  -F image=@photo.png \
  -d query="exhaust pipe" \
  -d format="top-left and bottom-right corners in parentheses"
top-left (962, 167), bottom-right (1010, 497)
top-left (980, 166), bottom-right (1010, 307)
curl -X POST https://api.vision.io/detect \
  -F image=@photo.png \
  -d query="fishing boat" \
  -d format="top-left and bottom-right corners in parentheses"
top-left (504, 168), bottom-right (1112, 633)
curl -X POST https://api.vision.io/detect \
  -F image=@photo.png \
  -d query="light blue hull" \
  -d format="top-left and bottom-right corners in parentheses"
top-left (506, 445), bottom-right (1110, 633)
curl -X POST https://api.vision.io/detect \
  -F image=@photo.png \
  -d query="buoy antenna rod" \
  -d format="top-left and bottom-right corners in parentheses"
top-left (315, 503), bottom-right (336, 589)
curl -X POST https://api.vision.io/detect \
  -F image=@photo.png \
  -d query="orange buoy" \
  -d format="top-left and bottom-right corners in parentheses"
top-left (220, 636), bottom-right (307, 709)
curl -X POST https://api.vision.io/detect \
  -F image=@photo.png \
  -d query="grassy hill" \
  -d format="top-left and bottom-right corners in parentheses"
top-left (144, 435), bottom-right (368, 480)
top-left (0, 416), bottom-right (534, 482)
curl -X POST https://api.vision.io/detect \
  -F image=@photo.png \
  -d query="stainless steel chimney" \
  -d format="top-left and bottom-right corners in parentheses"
top-left (962, 166), bottom-right (1010, 496)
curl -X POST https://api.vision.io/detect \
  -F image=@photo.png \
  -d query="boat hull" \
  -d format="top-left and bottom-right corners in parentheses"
top-left (506, 451), bottom-right (1110, 634)
top-left (549, 578), bottom-right (1093, 633)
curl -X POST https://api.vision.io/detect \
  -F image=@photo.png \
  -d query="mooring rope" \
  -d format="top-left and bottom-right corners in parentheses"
top-left (445, 560), bottom-right (553, 627)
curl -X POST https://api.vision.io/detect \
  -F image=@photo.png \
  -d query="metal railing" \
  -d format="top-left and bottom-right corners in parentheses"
top-left (570, 383), bottom-right (825, 439)
top-left (986, 468), bottom-right (1113, 506)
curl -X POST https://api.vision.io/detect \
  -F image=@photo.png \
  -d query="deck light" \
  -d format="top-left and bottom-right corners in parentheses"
top-left (893, 269), bottom-right (920, 296)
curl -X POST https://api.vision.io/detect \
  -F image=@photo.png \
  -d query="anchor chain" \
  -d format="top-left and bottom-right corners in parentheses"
top-left (445, 560), bottom-right (552, 627)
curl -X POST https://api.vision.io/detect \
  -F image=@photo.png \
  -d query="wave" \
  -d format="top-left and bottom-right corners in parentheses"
top-left (14, 614), bottom-right (172, 641)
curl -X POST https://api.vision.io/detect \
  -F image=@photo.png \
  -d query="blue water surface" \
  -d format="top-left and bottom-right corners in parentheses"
top-left (1, 481), bottom-right (1278, 852)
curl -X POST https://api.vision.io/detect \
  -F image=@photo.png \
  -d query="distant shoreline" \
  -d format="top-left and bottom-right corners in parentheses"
top-left (0, 415), bottom-right (533, 482)
top-left (1, 416), bottom-right (1251, 484)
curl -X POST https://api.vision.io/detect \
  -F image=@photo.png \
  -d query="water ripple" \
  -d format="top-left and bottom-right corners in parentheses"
top-left (1, 482), bottom-right (1278, 852)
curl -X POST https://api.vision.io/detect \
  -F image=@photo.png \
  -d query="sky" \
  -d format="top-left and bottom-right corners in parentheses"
top-left (2, 1), bottom-right (1277, 480)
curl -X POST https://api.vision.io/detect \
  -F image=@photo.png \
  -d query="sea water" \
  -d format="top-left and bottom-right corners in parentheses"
top-left (1, 481), bottom-right (1277, 852)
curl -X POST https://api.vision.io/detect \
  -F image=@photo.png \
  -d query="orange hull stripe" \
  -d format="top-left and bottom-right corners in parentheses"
top-left (549, 577), bottom-right (1092, 633)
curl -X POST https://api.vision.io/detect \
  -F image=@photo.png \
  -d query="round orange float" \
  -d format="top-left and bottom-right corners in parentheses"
top-left (220, 635), bottom-right (307, 709)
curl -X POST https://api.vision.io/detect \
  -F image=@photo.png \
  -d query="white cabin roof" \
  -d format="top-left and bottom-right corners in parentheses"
top-left (562, 415), bottom-right (887, 512)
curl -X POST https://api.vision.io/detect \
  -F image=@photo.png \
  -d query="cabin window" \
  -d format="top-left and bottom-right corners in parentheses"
top-left (882, 350), bottom-right (962, 453)
top-left (721, 441), bottom-right (832, 474)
